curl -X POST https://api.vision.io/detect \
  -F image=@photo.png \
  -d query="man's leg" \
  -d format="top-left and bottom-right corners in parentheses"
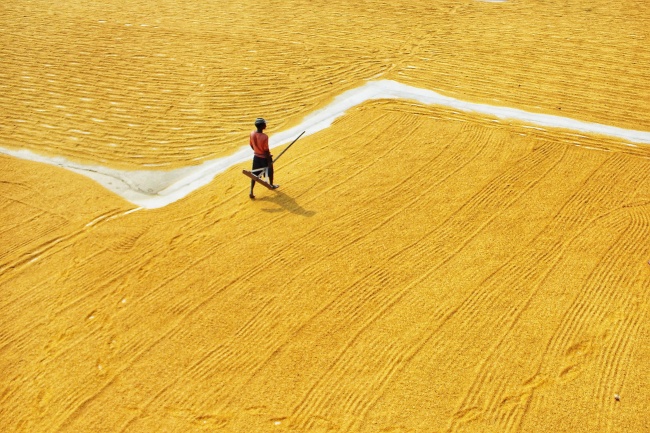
top-left (250, 157), bottom-right (262, 199)
top-left (267, 159), bottom-right (278, 189)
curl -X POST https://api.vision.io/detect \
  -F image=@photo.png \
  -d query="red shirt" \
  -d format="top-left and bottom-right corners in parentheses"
top-left (250, 131), bottom-right (270, 158)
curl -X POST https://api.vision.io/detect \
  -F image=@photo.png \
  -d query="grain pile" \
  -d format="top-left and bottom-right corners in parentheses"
top-left (1, 1), bottom-right (649, 432)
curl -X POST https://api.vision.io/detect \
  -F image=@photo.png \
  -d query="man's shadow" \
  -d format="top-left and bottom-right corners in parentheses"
top-left (257, 190), bottom-right (315, 217)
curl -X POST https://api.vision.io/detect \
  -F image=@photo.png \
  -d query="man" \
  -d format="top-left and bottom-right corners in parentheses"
top-left (249, 117), bottom-right (279, 199)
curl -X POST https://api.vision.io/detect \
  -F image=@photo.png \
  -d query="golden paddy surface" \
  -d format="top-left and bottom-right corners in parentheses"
top-left (1, 1), bottom-right (650, 432)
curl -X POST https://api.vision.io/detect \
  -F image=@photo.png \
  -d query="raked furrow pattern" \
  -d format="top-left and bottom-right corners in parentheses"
top-left (2, 1), bottom-right (650, 433)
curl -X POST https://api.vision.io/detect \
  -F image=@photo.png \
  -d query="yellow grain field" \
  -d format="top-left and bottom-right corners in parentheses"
top-left (1, 1), bottom-right (650, 432)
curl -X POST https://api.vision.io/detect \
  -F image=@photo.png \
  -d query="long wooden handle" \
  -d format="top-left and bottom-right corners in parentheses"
top-left (273, 131), bottom-right (306, 163)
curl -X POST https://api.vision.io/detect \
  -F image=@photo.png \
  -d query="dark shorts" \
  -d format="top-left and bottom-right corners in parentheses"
top-left (252, 155), bottom-right (272, 177)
